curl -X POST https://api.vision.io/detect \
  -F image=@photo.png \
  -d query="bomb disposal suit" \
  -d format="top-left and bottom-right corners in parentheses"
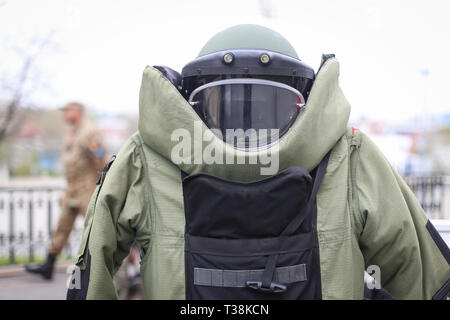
top-left (67, 25), bottom-right (450, 300)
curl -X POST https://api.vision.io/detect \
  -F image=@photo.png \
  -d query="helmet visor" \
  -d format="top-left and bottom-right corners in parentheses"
top-left (189, 79), bottom-right (306, 149)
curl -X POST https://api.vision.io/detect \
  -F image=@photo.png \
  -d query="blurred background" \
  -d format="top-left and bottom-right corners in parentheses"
top-left (0, 0), bottom-right (449, 299)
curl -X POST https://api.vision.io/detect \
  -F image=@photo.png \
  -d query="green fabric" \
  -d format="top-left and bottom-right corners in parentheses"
top-left (197, 24), bottom-right (299, 58)
top-left (136, 134), bottom-right (186, 299)
top-left (315, 131), bottom-right (365, 299)
top-left (352, 130), bottom-right (450, 299)
top-left (138, 58), bottom-right (349, 180)
top-left (73, 56), bottom-right (449, 300)
top-left (82, 135), bottom-right (151, 299)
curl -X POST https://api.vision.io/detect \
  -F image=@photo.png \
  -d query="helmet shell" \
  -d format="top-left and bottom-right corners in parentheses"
top-left (181, 24), bottom-right (314, 103)
top-left (198, 24), bottom-right (299, 59)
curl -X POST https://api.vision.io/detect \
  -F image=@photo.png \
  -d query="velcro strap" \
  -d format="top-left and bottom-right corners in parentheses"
top-left (194, 264), bottom-right (307, 288)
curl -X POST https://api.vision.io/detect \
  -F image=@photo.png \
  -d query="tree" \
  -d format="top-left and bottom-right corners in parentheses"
top-left (0, 31), bottom-right (56, 142)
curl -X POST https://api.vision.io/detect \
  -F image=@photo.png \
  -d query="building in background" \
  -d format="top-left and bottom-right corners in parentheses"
top-left (0, 105), bottom-right (137, 181)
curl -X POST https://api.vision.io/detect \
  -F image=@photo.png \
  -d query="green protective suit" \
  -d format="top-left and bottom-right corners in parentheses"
top-left (69, 56), bottom-right (450, 300)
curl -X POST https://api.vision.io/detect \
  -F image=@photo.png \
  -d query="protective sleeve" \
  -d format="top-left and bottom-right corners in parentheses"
top-left (67, 134), bottom-right (151, 299)
top-left (354, 132), bottom-right (450, 300)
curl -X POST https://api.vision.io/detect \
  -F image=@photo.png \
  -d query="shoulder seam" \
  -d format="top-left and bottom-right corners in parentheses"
top-left (132, 133), bottom-right (155, 235)
top-left (348, 127), bottom-right (365, 234)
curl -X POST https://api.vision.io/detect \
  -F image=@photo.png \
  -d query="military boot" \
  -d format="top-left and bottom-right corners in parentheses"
top-left (25, 253), bottom-right (56, 280)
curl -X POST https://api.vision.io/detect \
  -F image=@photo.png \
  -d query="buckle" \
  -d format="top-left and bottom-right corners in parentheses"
top-left (246, 281), bottom-right (287, 293)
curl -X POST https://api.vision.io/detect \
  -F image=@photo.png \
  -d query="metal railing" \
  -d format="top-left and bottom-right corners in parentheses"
top-left (0, 175), bottom-right (448, 265)
top-left (0, 186), bottom-right (82, 264)
top-left (403, 175), bottom-right (449, 219)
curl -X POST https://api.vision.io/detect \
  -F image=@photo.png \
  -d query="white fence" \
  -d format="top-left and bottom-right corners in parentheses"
top-left (0, 175), bottom-right (449, 264)
top-left (0, 185), bottom-right (83, 264)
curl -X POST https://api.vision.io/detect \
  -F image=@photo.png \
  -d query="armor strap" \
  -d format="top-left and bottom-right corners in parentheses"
top-left (194, 264), bottom-right (307, 288)
top-left (260, 151), bottom-right (332, 290)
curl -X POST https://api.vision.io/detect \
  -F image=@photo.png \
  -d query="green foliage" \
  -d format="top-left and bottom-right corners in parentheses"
top-left (0, 255), bottom-right (72, 266)
top-left (1, 107), bottom-right (65, 177)
top-left (0, 139), bottom-right (12, 163)
top-left (0, 256), bottom-right (44, 266)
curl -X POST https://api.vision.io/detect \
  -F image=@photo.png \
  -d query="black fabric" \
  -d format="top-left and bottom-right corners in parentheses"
top-left (96, 155), bottom-right (116, 185)
top-left (260, 151), bottom-right (330, 291)
top-left (66, 250), bottom-right (91, 300)
top-left (186, 233), bottom-right (315, 256)
top-left (364, 286), bottom-right (395, 300)
top-left (186, 250), bottom-right (318, 300)
top-left (183, 167), bottom-right (312, 239)
top-left (432, 279), bottom-right (450, 300)
top-left (153, 65), bottom-right (183, 93)
top-left (317, 54), bottom-right (335, 73)
top-left (261, 254), bottom-right (278, 289)
top-left (182, 154), bottom-right (330, 300)
top-left (426, 220), bottom-right (450, 265)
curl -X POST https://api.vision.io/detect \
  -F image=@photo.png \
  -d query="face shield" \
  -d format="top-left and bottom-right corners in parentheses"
top-left (188, 78), bottom-right (306, 149)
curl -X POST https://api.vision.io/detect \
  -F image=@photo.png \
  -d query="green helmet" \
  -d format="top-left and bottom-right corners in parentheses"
top-left (197, 24), bottom-right (300, 59)
top-left (181, 24), bottom-right (315, 148)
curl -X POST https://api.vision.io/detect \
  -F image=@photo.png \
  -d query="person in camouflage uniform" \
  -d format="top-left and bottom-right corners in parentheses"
top-left (25, 102), bottom-right (108, 280)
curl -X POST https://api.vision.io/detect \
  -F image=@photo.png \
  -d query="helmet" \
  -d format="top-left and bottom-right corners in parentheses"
top-left (181, 24), bottom-right (315, 148)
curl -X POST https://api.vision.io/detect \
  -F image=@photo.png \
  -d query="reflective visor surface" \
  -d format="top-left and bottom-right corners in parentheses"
top-left (189, 79), bottom-right (305, 148)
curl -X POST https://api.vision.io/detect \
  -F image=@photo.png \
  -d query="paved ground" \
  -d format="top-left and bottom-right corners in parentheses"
top-left (0, 268), bottom-right (69, 300)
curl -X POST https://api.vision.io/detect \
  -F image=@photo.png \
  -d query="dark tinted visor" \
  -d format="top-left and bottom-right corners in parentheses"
top-left (189, 79), bottom-right (306, 148)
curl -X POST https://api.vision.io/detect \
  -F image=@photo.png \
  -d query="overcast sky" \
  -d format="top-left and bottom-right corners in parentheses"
top-left (1, 0), bottom-right (449, 123)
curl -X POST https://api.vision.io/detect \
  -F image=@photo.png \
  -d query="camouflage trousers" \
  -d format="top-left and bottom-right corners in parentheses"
top-left (48, 196), bottom-right (88, 256)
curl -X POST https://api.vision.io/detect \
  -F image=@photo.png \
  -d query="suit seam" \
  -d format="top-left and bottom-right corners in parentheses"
top-left (348, 132), bottom-right (365, 235)
top-left (132, 134), bottom-right (155, 240)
